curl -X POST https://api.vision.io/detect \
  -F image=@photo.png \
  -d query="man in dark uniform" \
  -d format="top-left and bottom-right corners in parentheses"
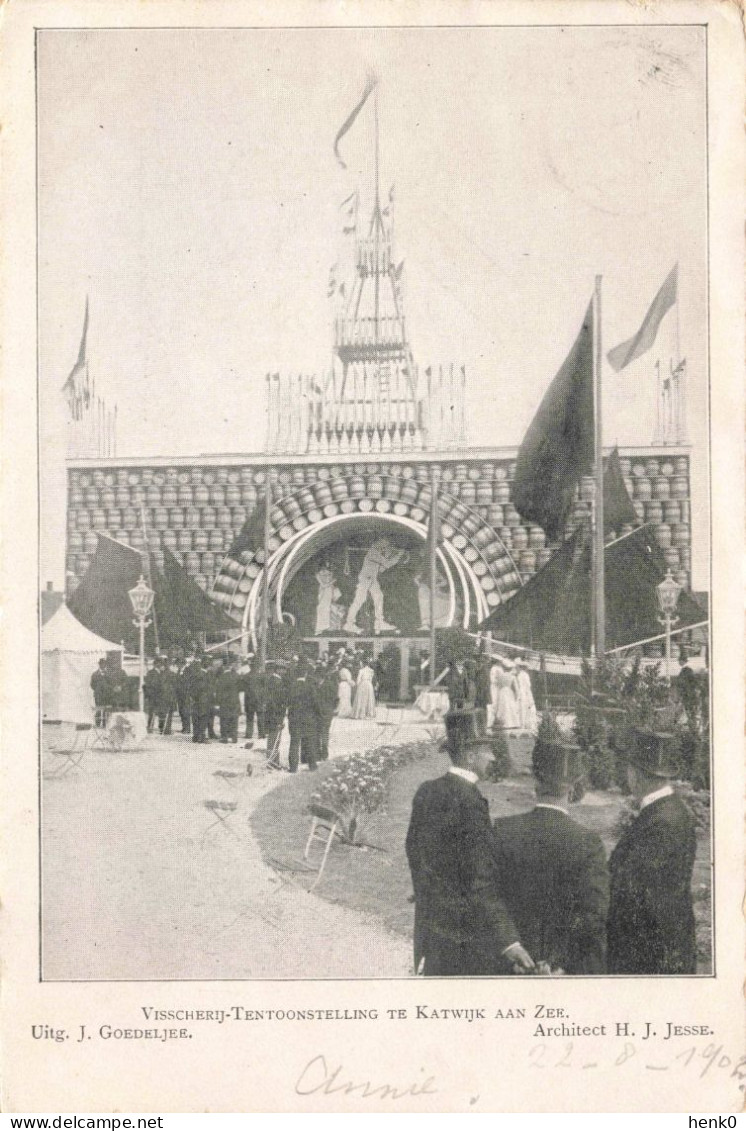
top-left (142, 659), bottom-right (161, 732)
top-left (607, 728), bottom-right (697, 975)
top-left (263, 660), bottom-right (287, 769)
top-left (90, 659), bottom-right (111, 727)
top-left (243, 660), bottom-right (267, 741)
top-left (176, 655), bottom-right (194, 735)
top-left (205, 656), bottom-right (222, 739)
top-left (287, 658), bottom-right (321, 773)
top-left (492, 737), bottom-right (610, 974)
top-left (156, 659), bottom-right (178, 735)
top-left (446, 660), bottom-right (474, 709)
top-left (216, 657), bottom-right (241, 744)
top-left (190, 656), bottom-right (214, 744)
top-left (316, 658), bottom-right (339, 761)
top-left (405, 708), bottom-right (535, 977)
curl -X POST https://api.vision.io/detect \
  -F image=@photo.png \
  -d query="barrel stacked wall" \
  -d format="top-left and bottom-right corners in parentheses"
top-left (65, 451), bottom-right (692, 602)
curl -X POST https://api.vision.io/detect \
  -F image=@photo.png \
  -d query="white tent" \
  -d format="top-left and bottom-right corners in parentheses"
top-left (42, 605), bottom-right (123, 723)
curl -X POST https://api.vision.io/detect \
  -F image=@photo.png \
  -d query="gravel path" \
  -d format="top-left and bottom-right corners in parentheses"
top-left (41, 711), bottom-right (432, 981)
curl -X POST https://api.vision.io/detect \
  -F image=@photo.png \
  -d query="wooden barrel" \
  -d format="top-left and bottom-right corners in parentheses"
top-left (278, 524), bottom-right (294, 542)
top-left (644, 458), bottom-right (659, 478)
top-left (161, 486), bottom-right (177, 506)
top-left (215, 468), bottom-right (229, 485)
top-left (129, 529), bottom-right (145, 549)
top-left (393, 503), bottom-right (409, 517)
top-left (634, 477), bottom-right (652, 501)
top-left (671, 475), bottom-right (688, 499)
top-left (383, 477), bottom-right (402, 501)
top-left (645, 502), bottom-right (663, 525)
top-left (487, 504), bottom-right (504, 527)
top-left (528, 526), bottom-right (546, 549)
top-left (146, 486), bottom-right (162, 506)
top-left (672, 524), bottom-right (690, 548)
top-left (374, 499), bottom-right (391, 514)
top-left (292, 515), bottom-right (310, 531)
top-left (201, 506), bottom-right (216, 527)
top-left (331, 480), bottom-right (349, 502)
top-left (653, 477), bottom-right (671, 501)
top-left (232, 507), bottom-right (247, 527)
top-left (323, 503), bottom-right (340, 518)
top-left (460, 482), bottom-right (477, 504)
top-left (295, 487), bottom-right (314, 511)
top-left (400, 481), bottom-right (419, 505)
top-left (472, 527), bottom-right (493, 549)
top-left (209, 486), bottom-right (225, 507)
top-left (209, 531), bottom-right (225, 550)
top-left (655, 523), bottom-right (672, 549)
top-left (512, 527), bottom-right (529, 551)
top-left (367, 475), bottom-right (384, 498)
top-left (168, 508), bottom-right (184, 528)
top-left (480, 575), bottom-right (496, 591)
top-left (579, 476), bottom-right (595, 502)
top-left (115, 487), bottom-right (130, 507)
top-left (476, 482), bottom-right (493, 505)
top-left (464, 545), bottom-right (479, 563)
top-left (91, 508), bottom-right (106, 529)
top-left (472, 559), bottom-right (487, 577)
top-left (663, 501), bottom-right (681, 523)
top-left (348, 475), bottom-right (365, 499)
top-left (84, 487), bottom-right (99, 506)
top-left (194, 530), bottom-right (209, 552)
top-left (357, 498), bottom-right (374, 513)
top-left (240, 485), bottom-right (258, 508)
top-left (453, 463), bottom-right (468, 481)
top-left (313, 482), bottom-right (333, 507)
top-left (253, 470), bottom-right (266, 485)
top-left (225, 486), bottom-right (241, 507)
top-left (162, 530), bottom-right (177, 550)
top-left (68, 532), bottom-right (83, 553)
top-left (452, 533), bottom-right (467, 551)
top-left (76, 511), bottom-right (91, 530)
top-left (239, 467), bottom-right (254, 484)
top-left (106, 509), bottom-right (122, 528)
top-left (83, 531), bottom-right (99, 554)
top-left (663, 547), bottom-right (680, 569)
top-left (519, 549), bottom-right (537, 572)
top-left (216, 507), bottom-right (232, 527)
top-left (307, 507), bottom-right (323, 524)
top-left (282, 497), bottom-right (302, 520)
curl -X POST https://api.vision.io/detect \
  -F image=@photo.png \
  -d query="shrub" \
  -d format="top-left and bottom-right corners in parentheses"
top-left (486, 723), bottom-right (512, 781)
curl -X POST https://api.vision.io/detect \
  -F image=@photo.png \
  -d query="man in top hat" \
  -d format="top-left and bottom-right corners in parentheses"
top-left (263, 660), bottom-right (288, 769)
top-left (406, 708), bottom-right (535, 977)
top-left (492, 736), bottom-right (609, 974)
top-left (216, 656), bottom-right (241, 744)
top-left (607, 728), bottom-right (697, 975)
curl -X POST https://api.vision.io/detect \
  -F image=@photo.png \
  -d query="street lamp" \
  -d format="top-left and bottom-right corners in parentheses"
top-left (128, 575), bottom-right (154, 711)
top-left (657, 569), bottom-right (682, 684)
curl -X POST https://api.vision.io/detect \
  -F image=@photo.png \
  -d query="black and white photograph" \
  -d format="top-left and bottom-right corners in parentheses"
top-left (37, 23), bottom-right (714, 983)
top-left (3, 0), bottom-right (744, 1114)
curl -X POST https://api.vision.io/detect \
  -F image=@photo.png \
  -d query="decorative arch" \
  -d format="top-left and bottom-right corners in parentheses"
top-left (211, 472), bottom-right (523, 640)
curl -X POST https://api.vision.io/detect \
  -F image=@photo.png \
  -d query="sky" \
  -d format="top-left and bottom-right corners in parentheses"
top-left (38, 25), bottom-right (709, 588)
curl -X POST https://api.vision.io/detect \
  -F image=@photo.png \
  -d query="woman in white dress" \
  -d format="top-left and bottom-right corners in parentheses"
top-left (491, 658), bottom-right (520, 732)
top-left (337, 665), bottom-right (354, 718)
top-left (352, 660), bottom-right (377, 720)
top-left (515, 659), bottom-right (538, 735)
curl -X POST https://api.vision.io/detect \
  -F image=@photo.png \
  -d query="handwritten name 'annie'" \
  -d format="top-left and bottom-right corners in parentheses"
top-left (294, 1055), bottom-right (438, 1100)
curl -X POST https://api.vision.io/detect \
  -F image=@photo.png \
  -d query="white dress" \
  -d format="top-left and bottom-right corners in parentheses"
top-left (492, 668), bottom-right (520, 731)
top-left (352, 664), bottom-right (377, 720)
top-left (516, 668), bottom-right (538, 735)
top-left (337, 667), bottom-right (353, 718)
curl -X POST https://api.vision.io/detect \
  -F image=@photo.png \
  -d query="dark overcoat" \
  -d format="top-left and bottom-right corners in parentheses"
top-left (215, 670), bottom-right (241, 713)
top-left (405, 772), bottom-right (518, 976)
top-left (607, 793), bottom-right (697, 975)
top-left (492, 807), bottom-right (610, 974)
top-left (263, 672), bottom-right (287, 729)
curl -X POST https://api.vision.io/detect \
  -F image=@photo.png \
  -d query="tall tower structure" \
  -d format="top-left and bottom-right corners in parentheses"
top-left (266, 84), bottom-right (466, 456)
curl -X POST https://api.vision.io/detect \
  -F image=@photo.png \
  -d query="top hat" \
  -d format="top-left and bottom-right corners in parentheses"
top-left (532, 738), bottom-right (586, 789)
top-left (441, 708), bottom-right (490, 755)
top-left (625, 728), bottom-right (677, 778)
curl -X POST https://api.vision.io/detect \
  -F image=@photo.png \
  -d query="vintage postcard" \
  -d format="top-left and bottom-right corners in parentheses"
top-left (1, 0), bottom-right (744, 1113)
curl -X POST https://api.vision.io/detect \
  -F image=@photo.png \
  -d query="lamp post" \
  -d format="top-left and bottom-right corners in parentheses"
top-left (657, 569), bottom-right (682, 684)
top-left (128, 575), bottom-right (154, 711)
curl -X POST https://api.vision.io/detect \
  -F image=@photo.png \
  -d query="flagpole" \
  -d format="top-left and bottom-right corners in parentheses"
top-left (429, 465), bottom-right (438, 688)
top-left (259, 472), bottom-right (272, 666)
top-left (593, 275), bottom-right (606, 659)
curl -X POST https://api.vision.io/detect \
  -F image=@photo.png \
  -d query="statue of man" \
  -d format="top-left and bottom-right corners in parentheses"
top-left (343, 537), bottom-right (408, 635)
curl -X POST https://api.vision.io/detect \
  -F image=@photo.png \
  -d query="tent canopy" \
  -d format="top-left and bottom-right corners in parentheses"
top-left (42, 606), bottom-right (122, 723)
top-left (42, 604), bottom-right (123, 655)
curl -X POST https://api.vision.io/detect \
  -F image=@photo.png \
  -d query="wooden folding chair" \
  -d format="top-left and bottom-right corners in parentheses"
top-left (46, 723), bottom-right (92, 777)
top-left (201, 799), bottom-right (241, 842)
top-left (303, 805), bottom-right (342, 890)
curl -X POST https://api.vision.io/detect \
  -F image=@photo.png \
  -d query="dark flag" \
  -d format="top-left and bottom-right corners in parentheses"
top-left (334, 75), bottom-right (377, 169)
top-left (604, 446), bottom-right (638, 534)
top-left (228, 495), bottom-right (268, 557)
top-left (512, 301), bottom-right (595, 541)
top-left (607, 265), bottom-right (677, 372)
top-left (68, 534), bottom-right (146, 651)
top-left (151, 548), bottom-right (234, 646)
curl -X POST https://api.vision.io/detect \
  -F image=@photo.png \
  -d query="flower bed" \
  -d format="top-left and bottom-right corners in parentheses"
top-left (309, 740), bottom-right (434, 846)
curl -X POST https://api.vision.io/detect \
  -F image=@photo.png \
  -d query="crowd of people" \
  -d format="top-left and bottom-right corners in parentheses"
top-left (444, 654), bottom-right (538, 734)
top-left (406, 706), bottom-right (698, 977)
top-left (91, 645), bottom-right (387, 773)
